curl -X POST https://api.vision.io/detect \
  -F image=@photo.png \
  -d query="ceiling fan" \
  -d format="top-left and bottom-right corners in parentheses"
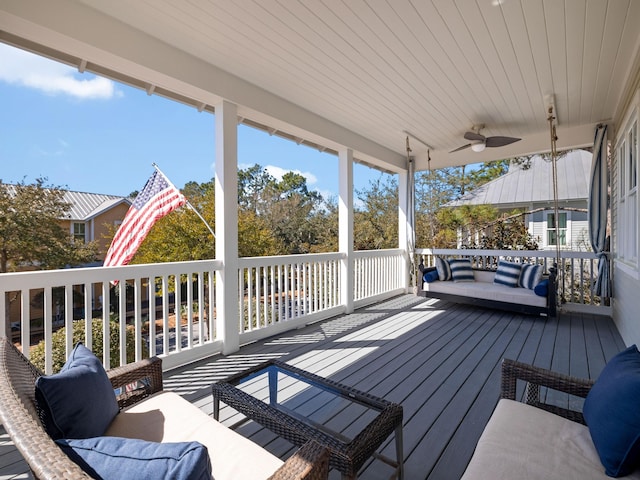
top-left (450, 124), bottom-right (521, 153)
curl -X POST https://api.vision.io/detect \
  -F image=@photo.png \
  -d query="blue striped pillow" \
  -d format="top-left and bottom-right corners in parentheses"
top-left (435, 257), bottom-right (452, 281)
top-left (494, 260), bottom-right (522, 288)
top-left (519, 264), bottom-right (543, 290)
top-left (449, 259), bottom-right (475, 282)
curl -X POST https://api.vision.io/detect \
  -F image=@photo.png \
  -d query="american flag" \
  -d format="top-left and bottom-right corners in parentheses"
top-left (103, 170), bottom-right (186, 267)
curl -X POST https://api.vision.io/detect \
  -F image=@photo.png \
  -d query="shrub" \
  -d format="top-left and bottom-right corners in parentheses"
top-left (30, 319), bottom-right (148, 373)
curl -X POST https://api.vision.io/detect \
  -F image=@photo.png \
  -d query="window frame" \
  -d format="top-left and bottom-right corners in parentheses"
top-left (616, 109), bottom-right (639, 269)
top-left (545, 211), bottom-right (568, 248)
top-left (72, 222), bottom-right (87, 243)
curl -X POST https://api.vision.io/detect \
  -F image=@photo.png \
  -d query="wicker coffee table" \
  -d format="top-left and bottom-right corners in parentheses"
top-left (212, 360), bottom-right (403, 479)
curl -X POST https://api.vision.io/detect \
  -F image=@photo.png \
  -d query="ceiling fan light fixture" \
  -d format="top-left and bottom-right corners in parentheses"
top-left (471, 141), bottom-right (486, 152)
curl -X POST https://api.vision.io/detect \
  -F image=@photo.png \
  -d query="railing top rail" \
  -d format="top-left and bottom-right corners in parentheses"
top-left (0, 259), bottom-right (223, 292)
top-left (238, 251), bottom-right (345, 268)
top-left (353, 248), bottom-right (404, 258)
top-left (416, 248), bottom-right (601, 260)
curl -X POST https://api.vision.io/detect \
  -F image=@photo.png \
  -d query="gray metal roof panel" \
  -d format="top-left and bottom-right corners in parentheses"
top-left (447, 150), bottom-right (591, 208)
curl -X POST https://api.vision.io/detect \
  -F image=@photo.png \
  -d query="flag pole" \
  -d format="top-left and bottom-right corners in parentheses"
top-left (152, 163), bottom-right (216, 238)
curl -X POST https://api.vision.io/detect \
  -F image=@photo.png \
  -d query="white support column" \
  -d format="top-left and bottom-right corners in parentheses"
top-left (339, 149), bottom-right (354, 313)
top-left (215, 100), bottom-right (240, 355)
top-left (398, 169), bottom-right (413, 293)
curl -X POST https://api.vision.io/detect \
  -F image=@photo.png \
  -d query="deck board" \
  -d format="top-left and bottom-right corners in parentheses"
top-left (1, 295), bottom-right (626, 480)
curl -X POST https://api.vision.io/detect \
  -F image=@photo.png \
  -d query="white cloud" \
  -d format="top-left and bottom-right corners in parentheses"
top-left (0, 43), bottom-right (121, 100)
top-left (265, 165), bottom-right (318, 185)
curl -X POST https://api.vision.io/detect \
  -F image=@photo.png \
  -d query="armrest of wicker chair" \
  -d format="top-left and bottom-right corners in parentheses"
top-left (501, 358), bottom-right (595, 424)
top-left (268, 441), bottom-right (329, 480)
top-left (107, 356), bottom-right (164, 409)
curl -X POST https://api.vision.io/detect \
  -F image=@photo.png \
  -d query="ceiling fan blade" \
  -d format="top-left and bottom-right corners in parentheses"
top-left (485, 136), bottom-right (521, 148)
top-left (464, 131), bottom-right (485, 142)
top-left (449, 143), bottom-right (472, 153)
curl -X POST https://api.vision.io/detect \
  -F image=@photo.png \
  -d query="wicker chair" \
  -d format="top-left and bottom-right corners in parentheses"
top-left (461, 359), bottom-right (606, 479)
top-left (0, 337), bottom-right (329, 480)
top-left (500, 357), bottom-right (595, 423)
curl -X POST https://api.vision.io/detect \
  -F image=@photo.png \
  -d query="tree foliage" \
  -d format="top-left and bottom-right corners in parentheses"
top-left (355, 176), bottom-right (398, 250)
top-left (124, 158), bottom-right (532, 264)
top-left (30, 319), bottom-right (145, 373)
top-left (414, 160), bottom-right (532, 249)
top-left (0, 178), bottom-right (98, 273)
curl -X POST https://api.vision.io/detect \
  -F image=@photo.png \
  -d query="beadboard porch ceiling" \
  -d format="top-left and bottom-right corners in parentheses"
top-left (1, 1), bottom-right (640, 172)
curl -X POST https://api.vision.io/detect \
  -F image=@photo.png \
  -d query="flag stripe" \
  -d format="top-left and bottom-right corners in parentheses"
top-left (106, 190), bottom-right (184, 264)
top-left (104, 171), bottom-right (186, 268)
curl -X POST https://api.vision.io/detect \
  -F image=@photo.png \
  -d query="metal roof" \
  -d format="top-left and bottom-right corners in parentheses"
top-left (2, 184), bottom-right (130, 221)
top-left (447, 150), bottom-right (592, 208)
top-left (63, 190), bottom-right (130, 221)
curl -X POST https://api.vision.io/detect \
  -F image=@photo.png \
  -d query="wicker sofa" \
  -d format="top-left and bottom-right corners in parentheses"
top-left (462, 358), bottom-right (640, 479)
top-left (0, 337), bottom-right (329, 480)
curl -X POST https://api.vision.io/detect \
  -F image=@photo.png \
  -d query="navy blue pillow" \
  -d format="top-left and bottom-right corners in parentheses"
top-left (533, 279), bottom-right (549, 297)
top-left (423, 270), bottom-right (439, 283)
top-left (583, 345), bottom-right (640, 477)
top-left (56, 437), bottom-right (212, 480)
top-left (35, 343), bottom-right (119, 440)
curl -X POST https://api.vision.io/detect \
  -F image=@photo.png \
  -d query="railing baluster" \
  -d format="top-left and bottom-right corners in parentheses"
top-left (102, 282), bottom-right (110, 368)
top-left (134, 277), bottom-right (142, 361)
top-left (148, 277), bottom-right (156, 357)
top-left (21, 290), bottom-right (30, 359)
top-left (84, 282), bottom-right (92, 353)
top-left (44, 288), bottom-right (52, 374)
top-left (118, 280), bottom-right (126, 366)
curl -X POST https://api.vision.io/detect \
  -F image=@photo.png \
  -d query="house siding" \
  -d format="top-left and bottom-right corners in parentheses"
top-left (613, 268), bottom-right (640, 346)
top-left (570, 211), bottom-right (589, 251)
top-left (93, 203), bottom-right (130, 259)
top-left (612, 78), bottom-right (640, 347)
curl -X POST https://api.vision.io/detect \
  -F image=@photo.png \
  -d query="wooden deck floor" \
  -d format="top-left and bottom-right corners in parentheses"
top-left (0, 295), bottom-right (626, 480)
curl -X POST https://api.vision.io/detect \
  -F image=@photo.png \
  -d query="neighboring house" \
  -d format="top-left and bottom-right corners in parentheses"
top-left (6, 189), bottom-right (131, 330)
top-left (59, 190), bottom-right (132, 262)
top-left (446, 150), bottom-right (593, 251)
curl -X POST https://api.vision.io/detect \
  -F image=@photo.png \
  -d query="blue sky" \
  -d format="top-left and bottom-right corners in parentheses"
top-left (0, 43), bottom-right (390, 201)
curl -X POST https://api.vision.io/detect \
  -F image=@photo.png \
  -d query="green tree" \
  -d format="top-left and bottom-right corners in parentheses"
top-left (30, 318), bottom-right (146, 373)
top-left (0, 178), bottom-right (99, 273)
top-left (415, 160), bottom-right (515, 248)
top-left (354, 176), bottom-right (398, 250)
top-left (237, 165), bottom-right (329, 255)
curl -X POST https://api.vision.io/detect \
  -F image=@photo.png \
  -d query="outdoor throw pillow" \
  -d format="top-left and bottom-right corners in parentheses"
top-left (435, 257), bottom-right (452, 281)
top-left (35, 343), bottom-right (119, 440)
top-left (533, 279), bottom-right (549, 297)
top-left (519, 263), bottom-right (543, 290)
top-left (448, 258), bottom-right (474, 282)
top-left (423, 269), bottom-right (439, 283)
top-left (493, 260), bottom-right (522, 288)
top-left (583, 345), bottom-right (640, 477)
top-left (56, 437), bottom-right (212, 480)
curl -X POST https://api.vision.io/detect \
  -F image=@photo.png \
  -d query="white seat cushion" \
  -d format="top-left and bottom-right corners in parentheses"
top-left (105, 391), bottom-right (284, 480)
top-left (461, 399), bottom-right (640, 480)
top-left (423, 278), bottom-right (547, 308)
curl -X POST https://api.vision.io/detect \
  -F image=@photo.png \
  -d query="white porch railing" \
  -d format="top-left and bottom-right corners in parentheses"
top-left (416, 248), bottom-right (610, 315)
top-left (353, 249), bottom-right (406, 306)
top-left (237, 252), bottom-right (344, 344)
top-left (1, 250), bottom-right (408, 372)
top-left (0, 260), bottom-right (223, 374)
top-left (1, 247), bottom-right (610, 374)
